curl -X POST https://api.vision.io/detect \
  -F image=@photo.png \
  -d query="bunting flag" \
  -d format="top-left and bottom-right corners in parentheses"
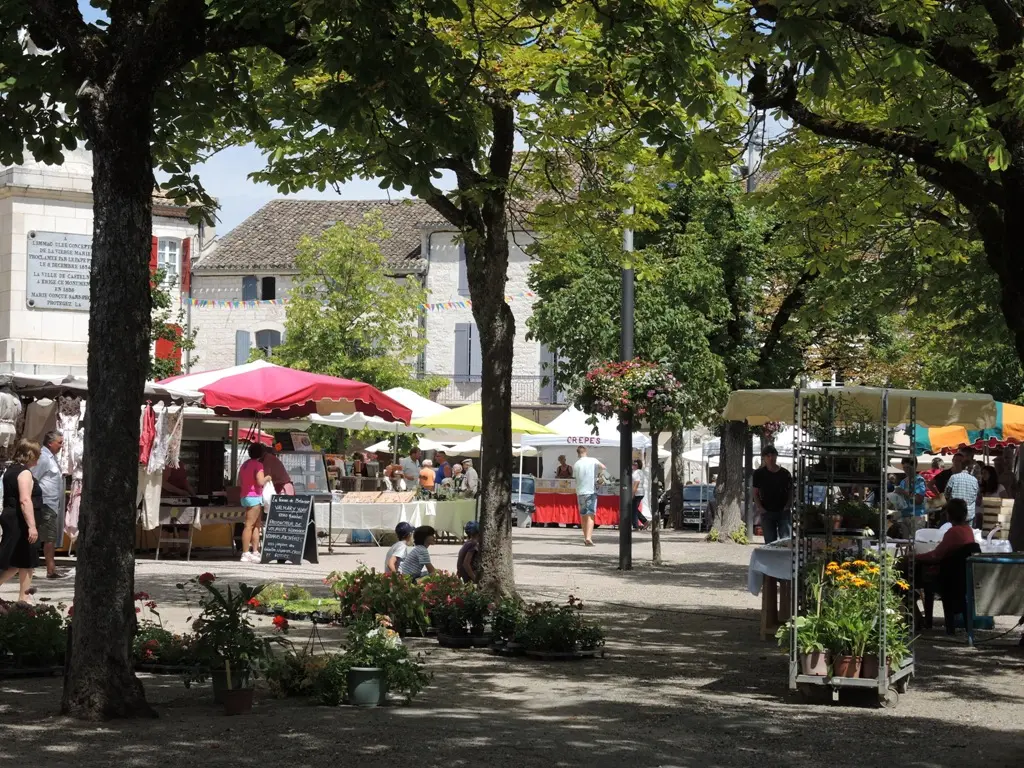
top-left (181, 298), bottom-right (288, 308)
top-left (420, 290), bottom-right (537, 311)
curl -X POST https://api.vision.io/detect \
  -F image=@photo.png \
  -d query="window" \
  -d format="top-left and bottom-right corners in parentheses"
top-left (539, 343), bottom-right (567, 404)
top-left (157, 238), bottom-right (180, 284)
top-left (255, 329), bottom-right (282, 357)
top-left (261, 276), bottom-right (276, 300)
top-left (242, 276), bottom-right (258, 301)
top-left (457, 243), bottom-right (470, 297)
top-left (454, 322), bottom-right (482, 381)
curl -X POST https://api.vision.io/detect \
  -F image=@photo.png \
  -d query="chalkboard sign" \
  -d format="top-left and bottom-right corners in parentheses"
top-left (261, 495), bottom-right (315, 565)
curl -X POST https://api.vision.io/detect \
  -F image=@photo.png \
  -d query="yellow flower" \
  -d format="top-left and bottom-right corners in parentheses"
top-left (895, 580), bottom-right (910, 591)
top-left (867, 566), bottom-right (880, 575)
top-left (840, 562), bottom-right (852, 570)
top-left (851, 578), bottom-right (869, 588)
top-left (852, 560), bottom-right (869, 568)
top-left (825, 562), bottom-right (840, 572)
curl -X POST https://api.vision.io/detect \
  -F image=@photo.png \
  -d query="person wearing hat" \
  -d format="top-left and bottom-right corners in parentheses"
top-left (385, 522), bottom-right (415, 574)
top-left (752, 445), bottom-right (792, 544)
top-left (457, 520), bottom-right (482, 583)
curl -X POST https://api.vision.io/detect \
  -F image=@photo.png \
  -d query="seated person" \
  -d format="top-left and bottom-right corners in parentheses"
top-left (399, 526), bottom-right (437, 581)
top-left (457, 520), bottom-right (482, 584)
top-left (918, 499), bottom-right (976, 563)
top-left (161, 465), bottom-right (194, 498)
top-left (385, 522), bottom-right (415, 574)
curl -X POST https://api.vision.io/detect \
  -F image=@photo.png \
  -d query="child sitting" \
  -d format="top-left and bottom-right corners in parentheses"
top-left (399, 525), bottom-right (437, 581)
top-left (385, 522), bottom-right (415, 574)
top-left (457, 520), bottom-right (482, 583)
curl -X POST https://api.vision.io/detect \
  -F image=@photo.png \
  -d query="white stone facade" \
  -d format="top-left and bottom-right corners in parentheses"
top-left (0, 149), bottom-right (198, 377)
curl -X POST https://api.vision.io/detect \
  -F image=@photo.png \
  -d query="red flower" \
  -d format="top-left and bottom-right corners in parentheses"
top-left (272, 616), bottom-right (289, 631)
top-left (145, 639), bottom-right (160, 649)
top-left (145, 601), bottom-right (158, 610)
top-left (133, 591), bottom-right (151, 600)
top-left (135, 607), bottom-right (141, 614)
top-left (247, 598), bottom-right (261, 608)
top-left (67, 605), bottom-right (74, 618)
top-left (197, 573), bottom-right (216, 586)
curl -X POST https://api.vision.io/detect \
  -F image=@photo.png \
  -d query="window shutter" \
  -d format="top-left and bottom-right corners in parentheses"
top-left (454, 323), bottom-right (471, 381)
top-left (155, 324), bottom-right (183, 373)
top-left (261, 276), bottom-right (276, 300)
top-left (235, 330), bottom-right (251, 365)
top-left (242, 276), bottom-right (258, 301)
top-left (180, 238), bottom-right (191, 294)
top-left (149, 236), bottom-right (158, 275)
top-left (457, 243), bottom-right (470, 297)
top-left (539, 343), bottom-right (555, 403)
top-left (469, 323), bottom-right (482, 378)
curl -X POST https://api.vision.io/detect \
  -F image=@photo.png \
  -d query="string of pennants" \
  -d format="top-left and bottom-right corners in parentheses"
top-left (180, 291), bottom-right (538, 311)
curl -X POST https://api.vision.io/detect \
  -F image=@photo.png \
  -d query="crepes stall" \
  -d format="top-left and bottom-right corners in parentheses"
top-left (521, 407), bottom-right (651, 526)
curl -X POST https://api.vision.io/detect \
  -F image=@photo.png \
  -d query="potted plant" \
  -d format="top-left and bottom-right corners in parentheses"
top-left (427, 582), bottom-right (492, 648)
top-left (518, 597), bottom-right (605, 659)
top-left (327, 566), bottom-right (428, 636)
top-left (776, 615), bottom-right (829, 676)
top-left (180, 573), bottom-right (278, 714)
top-left (0, 600), bottom-right (67, 674)
top-left (490, 598), bottom-right (526, 653)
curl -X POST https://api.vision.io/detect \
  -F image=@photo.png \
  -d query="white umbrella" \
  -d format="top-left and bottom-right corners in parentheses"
top-left (448, 434), bottom-right (536, 457)
top-left (363, 436), bottom-right (455, 454)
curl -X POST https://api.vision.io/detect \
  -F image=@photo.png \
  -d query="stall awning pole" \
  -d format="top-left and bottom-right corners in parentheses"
top-left (230, 419), bottom-right (239, 483)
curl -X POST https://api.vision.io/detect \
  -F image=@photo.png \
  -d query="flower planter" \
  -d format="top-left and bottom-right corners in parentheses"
top-left (860, 656), bottom-right (892, 680)
top-left (831, 655), bottom-right (862, 678)
top-left (222, 687), bottom-right (254, 716)
top-left (347, 667), bottom-right (387, 707)
top-left (525, 648), bottom-right (601, 660)
top-left (211, 669), bottom-right (251, 704)
top-left (799, 652), bottom-right (828, 677)
top-left (471, 633), bottom-right (492, 648)
top-left (437, 632), bottom-right (475, 649)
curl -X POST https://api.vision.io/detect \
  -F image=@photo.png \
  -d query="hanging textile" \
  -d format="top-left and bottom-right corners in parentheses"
top-left (57, 397), bottom-right (84, 476)
top-left (139, 404), bottom-right (156, 465)
top-left (136, 466), bottom-right (163, 530)
top-left (22, 399), bottom-right (57, 445)
top-left (65, 478), bottom-right (82, 539)
top-left (165, 406), bottom-right (185, 468)
top-left (0, 392), bottom-right (23, 449)
top-left (146, 407), bottom-right (170, 473)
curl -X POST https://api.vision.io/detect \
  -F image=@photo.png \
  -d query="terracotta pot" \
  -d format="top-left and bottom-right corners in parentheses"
top-left (831, 655), bottom-right (862, 678)
top-left (860, 656), bottom-right (891, 680)
top-left (800, 651), bottom-right (828, 676)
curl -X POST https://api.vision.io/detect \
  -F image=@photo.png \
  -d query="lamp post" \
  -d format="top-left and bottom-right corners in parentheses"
top-left (619, 209), bottom-right (634, 571)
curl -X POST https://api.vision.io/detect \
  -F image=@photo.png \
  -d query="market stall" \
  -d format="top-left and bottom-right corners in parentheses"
top-left (725, 386), bottom-right (998, 706)
top-left (314, 493), bottom-right (477, 544)
top-left (520, 407), bottom-right (650, 526)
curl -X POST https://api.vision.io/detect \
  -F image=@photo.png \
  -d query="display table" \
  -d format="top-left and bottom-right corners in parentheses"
top-left (966, 552), bottom-right (1024, 646)
top-left (748, 544), bottom-right (793, 640)
top-left (531, 492), bottom-right (620, 526)
top-left (138, 506), bottom-right (248, 560)
top-left (314, 499), bottom-right (477, 537)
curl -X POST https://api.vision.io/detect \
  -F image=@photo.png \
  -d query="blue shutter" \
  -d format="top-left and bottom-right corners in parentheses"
top-left (469, 323), bottom-right (482, 379)
top-left (458, 243), bottom-right (470, 297)
top-left (539, 343), bottom-right (555, 403)
top-left (235, 330), bottom-right (251, 365)
top-left (242, 276), bottom-right (258, 301)
top-left (454, 323), bottom-right (471, 381)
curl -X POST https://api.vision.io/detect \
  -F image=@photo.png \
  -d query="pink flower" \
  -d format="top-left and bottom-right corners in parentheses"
top-left (133, 591), bottom-right (150, 600)
top-left (197, 573), bottom-right (215, 586)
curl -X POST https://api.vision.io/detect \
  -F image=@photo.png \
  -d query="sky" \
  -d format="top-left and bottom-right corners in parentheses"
top-left (76, 1), bottom-right (403, 237)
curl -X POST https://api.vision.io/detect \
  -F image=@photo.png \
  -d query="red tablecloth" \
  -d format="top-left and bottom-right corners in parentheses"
top-left (532, 492), bottom-right (621, 526)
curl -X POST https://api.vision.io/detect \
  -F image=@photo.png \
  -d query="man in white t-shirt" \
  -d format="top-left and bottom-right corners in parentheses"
top-left (572, 446), bottom-right (605, 547)
top-left (400, 447), bottom-right (422, 485)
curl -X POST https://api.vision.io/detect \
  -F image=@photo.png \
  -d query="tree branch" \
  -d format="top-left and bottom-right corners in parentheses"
top-left (26, 0), bottom-right (100, 77)
top-left (425, 191), bottom-right (469, 230)
top-left (979, 0), bottom-right (1024, 51)
top-left (758, 270), bottom-right (817, 372)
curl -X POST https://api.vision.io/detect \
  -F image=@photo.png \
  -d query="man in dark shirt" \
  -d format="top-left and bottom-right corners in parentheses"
top-left (753, 445), bottom-right (792, 544)
top-left (260, 447), bottom-right (295, 495)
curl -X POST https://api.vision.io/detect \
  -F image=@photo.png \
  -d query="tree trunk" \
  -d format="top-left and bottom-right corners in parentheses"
top-left (650, 430), bottom-right (662, 565)
top-left (61, 93), bottom-right (156, 720)
top-left (713, 421), bottom-right (745, 535)
top-left (670, 429), bottom-right (685, 529)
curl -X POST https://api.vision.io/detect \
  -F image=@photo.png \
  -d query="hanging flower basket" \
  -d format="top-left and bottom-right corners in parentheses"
top-left (575, 359), bottom-right (685, 430)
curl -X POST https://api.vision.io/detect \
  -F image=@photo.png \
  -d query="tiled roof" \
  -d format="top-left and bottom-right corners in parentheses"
top-left (196, 199), bottom-right (433, 274)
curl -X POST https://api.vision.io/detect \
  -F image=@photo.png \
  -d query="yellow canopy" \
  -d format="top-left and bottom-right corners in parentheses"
top-left (722, 386), bottom-right (997, 429)
top-left (412, 402), bottom-right (556, 435)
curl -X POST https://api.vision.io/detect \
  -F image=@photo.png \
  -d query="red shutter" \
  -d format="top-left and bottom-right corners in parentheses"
top-left (155, 324), bottom-right (182, 373)
top-left (149, 236), bottom-right (159, 274)
top-left (181, 237), bottom-right (191, 294)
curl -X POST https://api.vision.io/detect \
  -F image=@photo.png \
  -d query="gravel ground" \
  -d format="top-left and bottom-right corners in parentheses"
top-left (2, 527), bottom-right (1022, 768)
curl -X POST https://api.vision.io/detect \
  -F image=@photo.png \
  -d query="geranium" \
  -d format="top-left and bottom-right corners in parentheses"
top-left (272, 616), bottom-right (289, 632)
top-left (133, 592), bottom-right (150, 600)
top-left (247, 598), bottom-right (261, 608)
top-left (197, 572), bottom-right (216, 586)
top-left (145, 601), bottom-right (158, 610)
top-left (575, 359), bottom-right (686, 430)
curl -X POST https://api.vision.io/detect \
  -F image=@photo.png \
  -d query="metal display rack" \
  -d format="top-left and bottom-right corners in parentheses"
top-left (788, 387), bottom-right (916, 708)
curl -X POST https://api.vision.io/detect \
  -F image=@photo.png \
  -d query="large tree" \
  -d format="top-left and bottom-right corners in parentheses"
top-left (723, 0), bottom-right (1024, 369)
top-left (252, 1), bottom-right (740, 594)
top-left (0, 0), bottom-right (331, 720)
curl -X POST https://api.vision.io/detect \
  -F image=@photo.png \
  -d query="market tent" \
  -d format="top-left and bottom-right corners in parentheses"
top-left (412, 402), bottom-right (556, 435)
top-left (447, 435), bottom-right (537, 457)
top-left (519, 406), bottom-right (651, 449)
top-left (722, 386), bottom-right (997, 428)
top-left (161, 360), bottom-right (410, 422)
top-left (911, 401), bottom-right (1024, 454)
top-left (680, 427), bottom-right (795, 463)
top-left (2, 372), bottom-right (201, 404)
top-left (363, 436), bottom-right (454, 454)
top-left (311, 386), bottom-right (449, 432)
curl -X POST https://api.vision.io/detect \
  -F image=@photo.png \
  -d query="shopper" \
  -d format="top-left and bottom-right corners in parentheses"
top-left (433, 451), bottom-right (453, 485)
top-left (918, 499), bottom-right (976, 563)
top-left (237, 443), bottom-right (267, 562)
top-left (261, 445), bottom-right (295, 495)
top-left (457, 520), bottom-right (482, 583)
top-left (945, 454), bottom-right (980, 527)
top-left (31, 430), bottom-right (69, 579)
top-left (895, 457), bottom-right (928, 538)
top-left (401, 447), bottom-right (422, 485)
top-left (752, 445), bottom-right (792, 544)
top-left (418, 459), bottom-right (436, 491)
top-left (572, 446), bottom-right (605, 547)
top-left (399, 525), bottom-right (437, 581)
top-left (385, 522), bottom-right (415, 574)
top-left (631, 458), bottom-right (648, 530)
top-left (462, 459), bottom-right (480, 497)
top-left (0, 440), bottom-right (43, 602)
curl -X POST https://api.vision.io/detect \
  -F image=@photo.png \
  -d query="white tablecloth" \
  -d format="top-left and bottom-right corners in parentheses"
top-left (157, 506), bottom-right (247, 531)
top-left (748, 545), bottom-right (793, 596)
top-left (314, 499), bottom-right (477, 533)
